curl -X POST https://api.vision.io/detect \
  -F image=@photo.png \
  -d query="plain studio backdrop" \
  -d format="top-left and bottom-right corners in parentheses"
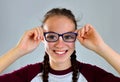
top-left (0, 0), bottom-right (120, 77)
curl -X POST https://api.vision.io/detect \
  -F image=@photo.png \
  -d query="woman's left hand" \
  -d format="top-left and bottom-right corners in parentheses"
top-left (77, 24), bottom-right (105, 52)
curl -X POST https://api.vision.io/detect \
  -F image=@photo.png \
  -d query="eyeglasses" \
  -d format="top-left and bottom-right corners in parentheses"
top-left (44, 32), bottom-right (77, 42)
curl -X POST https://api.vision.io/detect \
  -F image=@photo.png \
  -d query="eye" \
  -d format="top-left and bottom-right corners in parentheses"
top-left (45, 33), bottom-right (58, 41)
top-left (47, 35), bottom-right (56, 39)
top-left (63, 33), bottom-right (77, 42)
top-left (64, 35), bottom-right (73, 39)
top-left (64, 34), bottom-right (75, 39)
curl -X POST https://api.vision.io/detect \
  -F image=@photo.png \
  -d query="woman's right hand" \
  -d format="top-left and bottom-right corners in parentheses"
top-left (0, 27), bottom-right (44, 73)
top-left (15, 27), bottom-right (44, 56)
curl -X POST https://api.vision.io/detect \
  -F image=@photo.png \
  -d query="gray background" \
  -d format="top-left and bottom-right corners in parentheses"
top-left (0, 0), bottom-right (120, 76)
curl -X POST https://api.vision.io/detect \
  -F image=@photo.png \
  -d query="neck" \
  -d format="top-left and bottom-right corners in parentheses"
top-left (50, 59), bottom-right (71, 71)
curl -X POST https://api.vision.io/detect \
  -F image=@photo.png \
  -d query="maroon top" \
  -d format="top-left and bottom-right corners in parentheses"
top-left (0, 61), bottom-right (120, 82)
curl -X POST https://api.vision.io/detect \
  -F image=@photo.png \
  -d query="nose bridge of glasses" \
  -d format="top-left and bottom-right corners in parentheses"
top-left (58, 33), bottom-right (64, 37)
top-left (57, 34), bottom-right (64, 41)
top-left (56, 36), bottom-right (65, 45)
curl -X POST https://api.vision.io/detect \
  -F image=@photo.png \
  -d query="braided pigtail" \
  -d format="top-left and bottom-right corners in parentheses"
top-left (42, 52), bottom-right (50, 82)
top-left (71, 50), bottom-right (79, 82)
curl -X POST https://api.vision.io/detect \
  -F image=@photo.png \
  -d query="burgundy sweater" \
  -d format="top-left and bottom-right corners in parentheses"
top-left (0, 61), bottom-right (120, 82)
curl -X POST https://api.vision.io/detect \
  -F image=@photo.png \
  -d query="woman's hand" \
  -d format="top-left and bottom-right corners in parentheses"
top-left (16, 27), bottom-right (44, 56)
top-left (77, 24), bottom-right (105, 52)
top-left (0, 27), bottom-right (44, 73)
top-left (77, 24), bottom-right (120, 74)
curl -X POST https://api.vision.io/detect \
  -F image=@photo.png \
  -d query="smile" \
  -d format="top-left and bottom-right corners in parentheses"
top-left (53, 50), bottom-right (68, 55)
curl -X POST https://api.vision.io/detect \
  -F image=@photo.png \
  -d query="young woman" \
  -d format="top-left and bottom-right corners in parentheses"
top-left (0, 8), bottom-right (120, 82)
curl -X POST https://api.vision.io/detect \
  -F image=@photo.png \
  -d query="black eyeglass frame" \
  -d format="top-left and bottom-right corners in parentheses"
top-left (44, 32), bottom-right (78, 42)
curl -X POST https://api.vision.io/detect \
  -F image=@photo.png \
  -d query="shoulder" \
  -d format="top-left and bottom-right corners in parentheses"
top-left (26, 62), bottom-right (43, 71)
top-left (23, 62), bottom-right (43, 76)
top-left (16, 62), bottom-right (43, 72)
top-left (77, 61), bottom-right (107, 74)
top-left (0, 62), bottom-right (43, 82)
top-left (21, 62), bottom-right (43, 80)
top-left (77, 61), bottom-right (99, 70)
top-left (20, 62), bottom-right (43, 81)
top-left (77, 61), bottom-right (120, 81)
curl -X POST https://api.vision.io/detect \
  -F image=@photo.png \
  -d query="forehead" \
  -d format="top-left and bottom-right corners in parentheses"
top-left (43, 16), bottom-right (75, 33)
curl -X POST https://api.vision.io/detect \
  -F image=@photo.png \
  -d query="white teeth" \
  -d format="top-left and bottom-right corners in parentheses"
top-left (54, 51), bottom-right (66, 55)
top-left (56, 52), bottom-right (65, 54)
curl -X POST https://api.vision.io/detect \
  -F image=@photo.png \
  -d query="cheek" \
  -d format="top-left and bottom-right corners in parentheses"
top-left (68, 43), bottom-right (75, 49)
top-left (44, 42), bottom-right (54, 50)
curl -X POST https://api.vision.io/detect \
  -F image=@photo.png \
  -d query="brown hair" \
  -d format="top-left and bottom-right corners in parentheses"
top-left (42, 8), bottom-right (78, 82)
top-left (42, 8), bottom-right (77, 29)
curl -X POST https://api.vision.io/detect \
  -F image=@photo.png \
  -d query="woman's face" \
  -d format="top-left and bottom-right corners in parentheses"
top-left (43, 15), bottom-right (76, 64)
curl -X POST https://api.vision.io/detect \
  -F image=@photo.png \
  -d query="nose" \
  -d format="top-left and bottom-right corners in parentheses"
top-left (55, 37), bottom-right (65, 48)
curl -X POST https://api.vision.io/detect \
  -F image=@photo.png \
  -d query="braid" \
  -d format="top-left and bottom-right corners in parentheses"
top-left (42, 51), bottom-right (78, 82)
top-left (71, 50), bottom-right (79, 82)
top-left (42, 52), bottom-right (50, 82)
